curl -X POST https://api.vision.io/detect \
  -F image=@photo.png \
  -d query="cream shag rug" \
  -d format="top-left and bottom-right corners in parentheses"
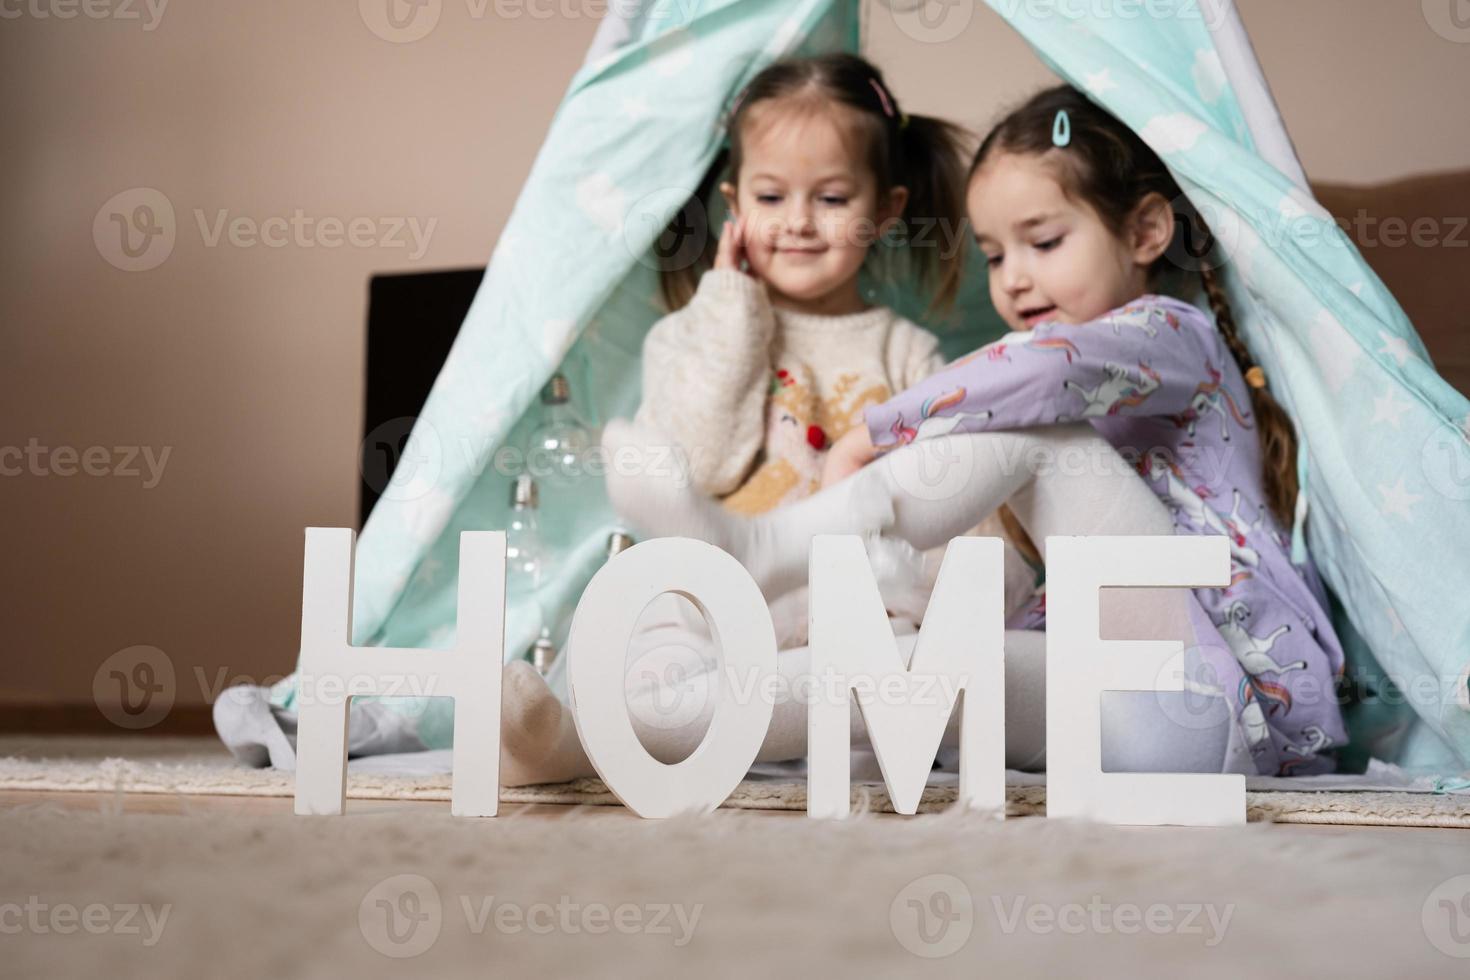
top-left (5, 758), bottom-right (1470, 979)
top-left (3, 736), bottom-right (1469, 828)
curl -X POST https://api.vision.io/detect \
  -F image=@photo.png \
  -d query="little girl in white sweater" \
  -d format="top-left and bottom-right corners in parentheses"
top-left (498, 53), bottom-right (989, 783)
top-left (634, 220), bottom-right (970, 643)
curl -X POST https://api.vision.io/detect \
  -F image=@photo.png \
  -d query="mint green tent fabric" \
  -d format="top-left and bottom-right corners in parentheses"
top-left (271, 0), bottom-right (1470, 773)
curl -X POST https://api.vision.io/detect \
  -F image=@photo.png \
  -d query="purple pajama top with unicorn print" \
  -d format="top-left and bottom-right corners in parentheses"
top-left (863, 294), bottom-right (1349, 776)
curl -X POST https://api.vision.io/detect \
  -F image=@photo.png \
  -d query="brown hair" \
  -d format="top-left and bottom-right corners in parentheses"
top-left (972, 85), bottom-right (1299, 527)
top-left (657, 53), bottom-right (970, 315)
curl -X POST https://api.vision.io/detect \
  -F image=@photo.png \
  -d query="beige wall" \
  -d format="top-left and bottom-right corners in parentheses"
top-left (873, 0), bottom-right (1470, 183)
top-left (2, 0), bottom-right (1466, 712)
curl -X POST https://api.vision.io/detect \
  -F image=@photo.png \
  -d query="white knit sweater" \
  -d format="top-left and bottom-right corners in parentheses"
top-left (635, 269), bottom-right (947, 515)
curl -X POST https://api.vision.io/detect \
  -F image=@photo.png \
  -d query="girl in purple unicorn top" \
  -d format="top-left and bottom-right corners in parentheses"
top-left (821, 85), bottom-right (1348, 775)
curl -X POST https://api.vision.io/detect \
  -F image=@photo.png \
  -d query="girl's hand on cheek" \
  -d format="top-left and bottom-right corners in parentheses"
top-left (714, 214), bottom-right (756, 279)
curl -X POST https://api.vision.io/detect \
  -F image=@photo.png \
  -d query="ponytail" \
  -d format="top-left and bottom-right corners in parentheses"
top-left (892, 111), bottom-right (970, 314)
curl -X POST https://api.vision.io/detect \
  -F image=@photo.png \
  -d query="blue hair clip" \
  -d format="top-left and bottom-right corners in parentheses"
top-left (1052, 108), bottom-right (1071, 147)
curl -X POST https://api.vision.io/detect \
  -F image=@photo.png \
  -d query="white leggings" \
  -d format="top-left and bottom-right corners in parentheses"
top-left (594, 420), bottom-right (1232, 775)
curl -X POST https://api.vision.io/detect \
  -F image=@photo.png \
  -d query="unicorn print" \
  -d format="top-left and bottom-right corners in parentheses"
top-left (1218, 600), bottom-right (1303, 675)
top-left (1238, 700), bottom-right (1270, 750)
top-left (1063, 361), bottom-right (1161, 417)
top-left (1237, 675), bottom-right (1293, 755)
top-left (957, 330), bottom-right (1082, 368)
top-left (1283, 725), bottom-right (1330, 758)
top-left (1173, 364), bottom-right (1253, 441)
top-left (1105, 303), bottom-right (1180, 338)
top-left (915, 410), bottom-right (994, 440)
top-left (960, 330), bottom-right (1035, 366)
top-left (861, 293), bottom-right (1346, 774)
top-left (886, 386), bottom-right (992, 446)
top-left (1223, 487), bottom-right (1270, 558)
top-left (1141, 450), bottom-right (1262, 568)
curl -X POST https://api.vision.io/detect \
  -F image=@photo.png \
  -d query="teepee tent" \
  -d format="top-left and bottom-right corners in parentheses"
top-left (270, 0), bottom-right (1470, 774)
